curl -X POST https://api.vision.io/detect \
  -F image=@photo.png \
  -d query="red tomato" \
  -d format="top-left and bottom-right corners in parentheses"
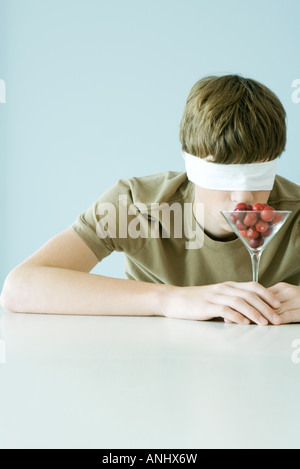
top-left (261, 226), bottom-right (274, 237)
top-left (243, 212), bottom-right (258, 227)
top-left (252, 203), bottom-right (265, 212)
top-left (236, 219), bottom-right (248, 231)
top-left (232, 211), bottom-right (245, 221)
top-left (255, 220), bottom-right (269, 232)
top-left (247, 228), bottom-right (260, 239)
top-left (235, 203), bottom-right (249, 211)
top-left (261, 207), bottom-right (275, 222)
top-left (249, 237), bottom-right (264, 249)
top-left (271, 212), bottom-right (284, 224)
top-left (239, 230), bottom-right (248, 238)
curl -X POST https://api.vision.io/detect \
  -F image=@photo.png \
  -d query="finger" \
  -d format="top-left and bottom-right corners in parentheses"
top-left (268, 285), bottom-right (297, 304)
top-left (268, 282), bottom-right (290, 296)
top-left (217, 295), bottom-right (270, 326)
top-left (268, 285), bottom-right (280, 295)
top-left (219, 285), bottom-right (281, 325)
top-left (275, 310), bottom-right (300, 324)
top-left (224, 319), bottom-right (235, 324)
top-left (217, 305), bottom-right (251, 325)
top-left (268, 282), bottom-right (285, 294)
top-left (228, 281), bottom-right (281, 310)
top-left (277, 298), bottom-right (300, 315)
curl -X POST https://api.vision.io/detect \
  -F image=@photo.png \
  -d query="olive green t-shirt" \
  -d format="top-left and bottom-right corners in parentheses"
top-left (70, 171), bottom-right (300, 288)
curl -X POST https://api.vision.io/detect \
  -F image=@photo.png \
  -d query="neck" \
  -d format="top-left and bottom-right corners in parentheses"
top-left (192, 194), bottom-right (237, 242)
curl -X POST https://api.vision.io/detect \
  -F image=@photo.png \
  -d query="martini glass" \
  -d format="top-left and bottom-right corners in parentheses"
top-left (221, 210), bottom-right (292, 282)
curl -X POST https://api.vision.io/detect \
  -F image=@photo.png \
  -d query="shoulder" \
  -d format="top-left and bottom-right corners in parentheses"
top-left (270, 175), bottom-right (300, 247)
top-left (268, 175), bottom-right (300, 209)
top-left (116, 171), bottom-right (190, 206)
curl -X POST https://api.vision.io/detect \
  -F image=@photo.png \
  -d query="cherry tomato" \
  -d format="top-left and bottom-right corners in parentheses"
top-left (271, 212), bottom-right (284, 224)
top-left (252, 203), bottom-right (264, 211)
top-left (243, 212), bottom-right (258, 227)
top-left (249, 237), bottom-right (264, 249)
top-left (232, 211), bottom-right (245, 221)
top-left (261, 226), bottom-right (273, 237)
top-left (247, 228), bottom-right (260, 239)
top-left (235, 203), bottom-right (249, 211)
top-left (261, 207), bottom-right (275, 222)
top-left (255, 220), bottom-right (269, 232)
top-left (236, 219), bottom-right (248, 231)
top-left (239, 230), bottom-right (248, 238)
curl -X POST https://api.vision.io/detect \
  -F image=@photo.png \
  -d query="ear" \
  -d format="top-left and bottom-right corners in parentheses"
top-left (204, 155), bottom-right (215, 162)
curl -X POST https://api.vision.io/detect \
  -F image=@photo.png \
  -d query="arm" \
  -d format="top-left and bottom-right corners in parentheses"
top-left (0, 227), bottom-right (169, 316)
top-left (0, 227), bottom-right (281, 324)
top-left (0, 267), bottom-right (280, 323)
top-left (0, 266), bottom-right (170, 316)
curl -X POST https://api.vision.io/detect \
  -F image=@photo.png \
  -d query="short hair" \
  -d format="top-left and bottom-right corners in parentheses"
top-left (179, 74), bottom-right (287, 164)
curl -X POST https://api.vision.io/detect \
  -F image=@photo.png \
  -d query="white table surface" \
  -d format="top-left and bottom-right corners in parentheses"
top-left (1, 305), bottom-right (300, 449)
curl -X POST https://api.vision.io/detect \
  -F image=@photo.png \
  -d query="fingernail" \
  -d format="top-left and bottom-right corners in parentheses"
top-left (273, 314), bottom-right (281, 324)
top-left (274, 300), bottom-right (281, 308)
top-left (260, 318), bottom-right (268, 326)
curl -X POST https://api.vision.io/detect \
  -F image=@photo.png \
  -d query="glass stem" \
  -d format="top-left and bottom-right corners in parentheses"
top-left (250, 251), bottom-right (262, 283)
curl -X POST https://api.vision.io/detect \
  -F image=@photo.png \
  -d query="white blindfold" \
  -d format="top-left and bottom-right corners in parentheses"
top-left (183, 151), bottom-right (277, 191)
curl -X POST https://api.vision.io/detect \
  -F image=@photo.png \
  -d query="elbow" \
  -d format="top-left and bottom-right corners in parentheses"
top-left (0, 271), bottom-right (20, 312)
top-left (0, 292), bottom-right (15, 312)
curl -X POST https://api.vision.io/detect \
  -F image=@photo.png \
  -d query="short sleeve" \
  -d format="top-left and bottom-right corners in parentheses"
top-left (297, 217), bottom-right (300, 255)
top-left (70, 178), bottom-right (150, 262)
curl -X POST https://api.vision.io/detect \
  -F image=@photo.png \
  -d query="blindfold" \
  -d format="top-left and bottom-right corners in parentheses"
top-left (183, 151), bottom-right (277, 191)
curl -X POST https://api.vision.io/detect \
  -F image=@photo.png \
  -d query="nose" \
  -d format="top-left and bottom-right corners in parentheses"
top-left (231, 191), bottom-right (255, 204)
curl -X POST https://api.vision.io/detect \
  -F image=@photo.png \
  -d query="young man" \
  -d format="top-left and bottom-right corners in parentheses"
top-left (1, 75), bottom-right (300, 325)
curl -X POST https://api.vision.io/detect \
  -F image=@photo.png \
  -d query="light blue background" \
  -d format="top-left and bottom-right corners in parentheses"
top-left (1, 0), bottom-right (300, 286)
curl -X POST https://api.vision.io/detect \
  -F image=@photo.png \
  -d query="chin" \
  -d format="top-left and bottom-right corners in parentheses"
top-left (222, 223), bottom-right (234, 233)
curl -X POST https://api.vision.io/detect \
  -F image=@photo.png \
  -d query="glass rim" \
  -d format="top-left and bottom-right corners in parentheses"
top-left (220, 210), bottom-right (292, 214)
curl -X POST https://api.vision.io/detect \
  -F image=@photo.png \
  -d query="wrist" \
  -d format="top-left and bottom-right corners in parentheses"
top-left (156, 284), bottom-right (180, 318)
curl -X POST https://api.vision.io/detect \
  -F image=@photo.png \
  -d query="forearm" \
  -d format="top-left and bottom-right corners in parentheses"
top-left (0, 266), bottom-right (174, 316)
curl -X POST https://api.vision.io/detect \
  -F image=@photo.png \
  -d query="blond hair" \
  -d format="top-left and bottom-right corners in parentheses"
top-left (179, 75), bottom-right (287, 164)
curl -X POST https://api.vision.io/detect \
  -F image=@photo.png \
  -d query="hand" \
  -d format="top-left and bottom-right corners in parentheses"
top-left (268, 283), bottom-right (300, 324)
top-left (164, 281), bottom-right (282, 326)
